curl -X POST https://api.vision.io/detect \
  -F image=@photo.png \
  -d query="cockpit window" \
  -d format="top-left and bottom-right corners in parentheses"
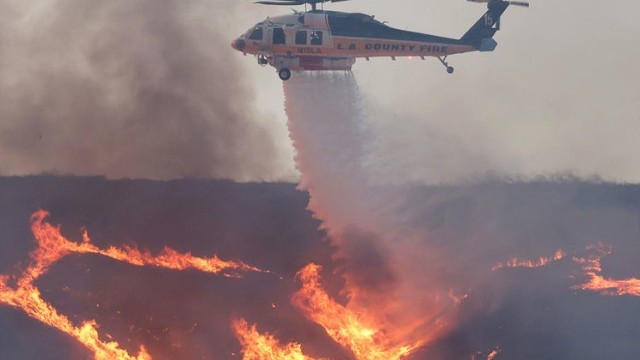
top-left (248, 27), bottom-right (263, 41)
top-left (310, 31), bottom-right (323, 45)
top-left (273, 28), bottom-right (285, 45)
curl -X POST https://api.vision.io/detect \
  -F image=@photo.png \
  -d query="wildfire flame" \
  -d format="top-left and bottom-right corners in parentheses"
top-left (487, 347), bottom-right (500, 360)
top-left (492, 249), bottom-right (566, 271)
top-left (492, 245), bottom-right (640, 296)
top-left (469, 347), bottom-right (500, 360)
top-left (291, 263), bottom-right (420, 360)
top-left (0, 210), bottom-right (264, 359)
top-left (26, 210), bottom-right (263, 283)
top-left (232, 318), bottom-right (315, 360)
top-left (573, 243), bottom-right (640, 296)
top-left (0, 278), bottom-right (151, 360)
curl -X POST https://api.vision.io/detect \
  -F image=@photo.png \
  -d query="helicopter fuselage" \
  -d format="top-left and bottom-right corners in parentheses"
top-left (232, 11), bottom-right (478, 74)
top-left (232, 1), bottom-right (517, 80)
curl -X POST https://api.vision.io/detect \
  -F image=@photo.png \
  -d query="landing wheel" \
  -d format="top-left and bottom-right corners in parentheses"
top-left (438, 56), bottom-right (455, 74)
top-left (278, 68), bottom-right (291, 81)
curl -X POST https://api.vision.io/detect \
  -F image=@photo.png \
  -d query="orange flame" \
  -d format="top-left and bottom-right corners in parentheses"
top-left (291, 263), bottom-right (419, 360)
top-left (0, 210), bottom-right (264, 359)
top-left (232, 318), bottom-right (315, 360)
top-left (26, 210), bottom-right (263, 283)
top-left (487, 347), bottom-right (500, 360)
top-left (469, 346), bottom-right (500, 360)
top-left (0, 276), bottom-right (151, 359)
top-left (492, 249), bottom-right (566, 271)
top-left (573, 244), bottom-right (640, 296)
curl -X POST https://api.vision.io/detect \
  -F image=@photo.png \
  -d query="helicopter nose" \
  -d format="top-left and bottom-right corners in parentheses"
top-left (231, 39), bottom-right (246, 52)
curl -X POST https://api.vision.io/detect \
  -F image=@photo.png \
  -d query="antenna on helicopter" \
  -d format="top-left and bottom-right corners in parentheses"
top-left (255, 0), bottom-right (350, 11)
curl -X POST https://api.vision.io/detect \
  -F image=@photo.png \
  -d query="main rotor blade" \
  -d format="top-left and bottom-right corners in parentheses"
top-left (256, 1), bottom-right (306, 5)
top-left (507, 1), bottom-right (529, 7)
top-left (255, 0), bottom-right (352, 6)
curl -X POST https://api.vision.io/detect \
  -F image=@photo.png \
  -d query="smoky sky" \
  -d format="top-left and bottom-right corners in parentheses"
top-left (3, 0), bottom-right (638, 184)
top-left (0, 0), bottom-right (293, 181)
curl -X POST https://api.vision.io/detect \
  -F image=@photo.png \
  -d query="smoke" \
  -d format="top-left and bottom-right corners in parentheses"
top-left (0, 0), bottom-right (292, 181)
top-left (353, 0), bottom-right (640, 185)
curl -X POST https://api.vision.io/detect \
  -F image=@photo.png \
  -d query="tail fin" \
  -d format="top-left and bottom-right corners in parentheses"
top-left (460, 0), bottom-right (511, 51)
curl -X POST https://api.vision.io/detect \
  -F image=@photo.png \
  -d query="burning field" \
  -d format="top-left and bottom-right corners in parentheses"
top-left (1, 178), bottom-right (639, 360)
top-left (1, 73), bottom-right (640, 359)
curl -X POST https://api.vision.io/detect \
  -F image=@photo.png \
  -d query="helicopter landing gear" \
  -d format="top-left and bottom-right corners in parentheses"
top-left (278, 68), bottom-right (291, 81)
top-left (438, 56), bottom-right (454, 74)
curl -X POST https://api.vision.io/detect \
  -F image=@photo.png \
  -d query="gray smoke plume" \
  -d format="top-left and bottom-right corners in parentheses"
top-left (0, 0), bottom-right (291, 181)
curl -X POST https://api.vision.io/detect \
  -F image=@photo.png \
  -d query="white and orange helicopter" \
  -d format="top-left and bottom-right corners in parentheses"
top-left (231, 0), bottom-right (528, 80)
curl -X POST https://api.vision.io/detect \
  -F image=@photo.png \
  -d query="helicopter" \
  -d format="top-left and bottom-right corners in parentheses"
top-left (231, 0), bottom-right (528, 80)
